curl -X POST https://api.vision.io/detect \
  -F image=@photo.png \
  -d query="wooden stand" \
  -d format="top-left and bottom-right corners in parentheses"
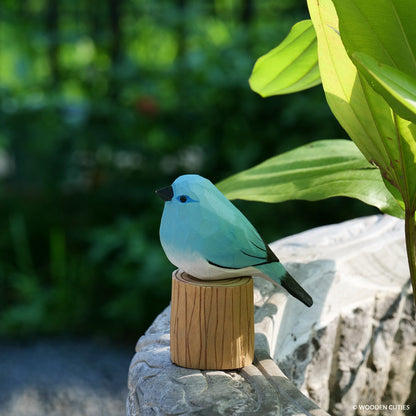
top-left (170, 269), bottom-right (254, 370)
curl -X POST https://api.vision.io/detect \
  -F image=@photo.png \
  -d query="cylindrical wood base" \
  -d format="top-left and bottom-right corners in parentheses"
top-left (170, 269), bottom-right (254, 370)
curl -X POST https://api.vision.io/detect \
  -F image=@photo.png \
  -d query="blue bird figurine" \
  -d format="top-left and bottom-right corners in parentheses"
top-left (156, 174), bottom-right (313, 307)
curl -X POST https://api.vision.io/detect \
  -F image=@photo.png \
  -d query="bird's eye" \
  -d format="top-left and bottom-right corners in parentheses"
top-left (176, 194), bottom-right (198, 204)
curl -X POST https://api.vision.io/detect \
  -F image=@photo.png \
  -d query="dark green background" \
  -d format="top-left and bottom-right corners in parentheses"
top-left (0, 0), bottom-right (377, 342)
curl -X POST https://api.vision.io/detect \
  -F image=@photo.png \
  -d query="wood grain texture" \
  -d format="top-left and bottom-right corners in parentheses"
top-left (170, 269), bottom-right (254, 370)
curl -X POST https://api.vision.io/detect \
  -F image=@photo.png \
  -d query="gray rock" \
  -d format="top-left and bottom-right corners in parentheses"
top-left (127, 307), bottom-right (321, 416)
top-left (269, 215), bottom-right (415, 416)
top-left (0, 338), bottom-right (132, 416)
top-left (128, 215), bottom-right (416, 415)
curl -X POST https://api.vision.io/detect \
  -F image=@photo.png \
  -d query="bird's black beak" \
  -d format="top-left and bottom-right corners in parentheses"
top-left (155, 185), bottom-right (173, 201)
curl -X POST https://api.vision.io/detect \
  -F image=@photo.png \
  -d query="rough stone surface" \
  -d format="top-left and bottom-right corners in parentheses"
top-left (127, 307), bottom-right (323, 416)
top-left (0, 338), bottom-right (132, 416)
top-left (128, 215), bottom-right (416, 416)
top-left (268, 215), bottom-right (416, 416)
top-left (127, 308), bottom-right (269, 416)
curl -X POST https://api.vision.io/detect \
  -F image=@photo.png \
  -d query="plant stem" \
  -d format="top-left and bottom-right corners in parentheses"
top-left (405, 208), bottom-right (416, 303)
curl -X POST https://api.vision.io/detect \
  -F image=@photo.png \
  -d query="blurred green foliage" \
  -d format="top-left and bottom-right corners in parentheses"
top-left (0, 0), bottom-right (377, 341)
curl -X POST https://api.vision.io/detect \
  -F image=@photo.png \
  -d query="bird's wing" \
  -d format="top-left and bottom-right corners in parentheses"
top-left (196, 201), bottom-right (277, 270)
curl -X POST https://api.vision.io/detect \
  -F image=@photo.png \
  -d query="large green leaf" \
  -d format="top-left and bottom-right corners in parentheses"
top-left (249, 20), bottom-right (321, 97)
top-left (217, 140), bottom-right (403, 218)
top-left (307, 0), bottom-right (416, 211)
top-left (352, 52), bottom-right (416, 124)
top-left (306, 0), bottom-right (392, 170)
top-left (333, 0), bottom-right (416, 77)
top-left (331, 0), bottom-right (416, 211)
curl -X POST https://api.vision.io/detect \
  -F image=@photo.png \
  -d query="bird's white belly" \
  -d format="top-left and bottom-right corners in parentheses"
top-left (162, 243), bottom-right (257, 280)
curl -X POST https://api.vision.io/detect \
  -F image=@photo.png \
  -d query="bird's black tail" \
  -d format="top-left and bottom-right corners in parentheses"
top-left (281, 272), bottom-right (313, 307)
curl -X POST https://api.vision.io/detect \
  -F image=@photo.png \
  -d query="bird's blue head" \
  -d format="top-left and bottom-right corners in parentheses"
top-left (155, 174), bottom-right (216, 206)
top-left (156, 174), bottom-right (236, 231)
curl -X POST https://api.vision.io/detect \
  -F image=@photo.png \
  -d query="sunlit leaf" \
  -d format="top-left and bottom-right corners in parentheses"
top-left (352, 52), bottom-right (416, 124)
top-left (330, 0), bottom-right (416, 211)
top-left (306, 0), bottom-right (392, 170)
top-left (249, 20), bottom-right (321, 97)
top-left (333, 0), bottom-right (416, 77)
top-left (307, 0), bottom-right (416, 211)
top-left (217, 140), bottom-right (403, 218)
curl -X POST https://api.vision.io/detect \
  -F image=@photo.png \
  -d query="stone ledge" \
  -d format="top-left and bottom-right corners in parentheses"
top-left (127, 215), bottom-right (415, 416)
top-left (127, 305), bottom-right (327, 416)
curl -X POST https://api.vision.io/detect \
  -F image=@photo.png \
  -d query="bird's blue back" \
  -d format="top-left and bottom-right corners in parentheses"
top-left (160, 175), bottom-right (268, 270)
top-left (158, 174), bottom-right (313, 307)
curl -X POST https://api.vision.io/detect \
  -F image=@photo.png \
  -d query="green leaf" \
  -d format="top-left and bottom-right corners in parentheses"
top-left (307, 0), bottom-right (416, 212)
top-left (249, 20), bottom-right (321, 97)
top-left (217, 140), bottom-right (403, 218)
top-left (352, 52), bottom-right (416, 124)
top-left (306, 0), bottom-right (392, 170)
top-left (330, 0), bottom-right (416, 211)
top-left (333, 0), bottom-right (416, 78)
